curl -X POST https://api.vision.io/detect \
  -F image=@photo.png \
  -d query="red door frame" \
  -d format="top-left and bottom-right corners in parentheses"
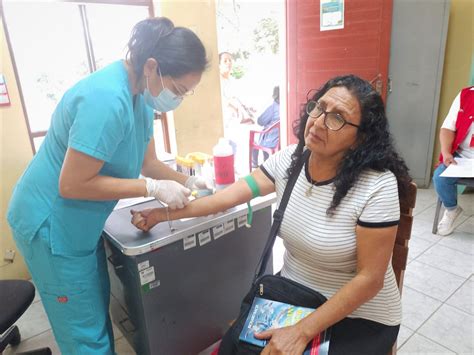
top-left (285, 0), bottom-right (393, 145)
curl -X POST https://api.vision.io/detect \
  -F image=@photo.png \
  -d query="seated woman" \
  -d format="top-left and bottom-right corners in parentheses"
top-left (252, 86), bottom-right (280, 168)
top-left (131, 75), bottom-right (411, 355)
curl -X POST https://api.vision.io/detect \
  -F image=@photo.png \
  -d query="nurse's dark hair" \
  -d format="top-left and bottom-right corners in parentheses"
top-left (127, 17), bottom-right (208, 78)
top-left (287, 74), bottom-right (411, 215)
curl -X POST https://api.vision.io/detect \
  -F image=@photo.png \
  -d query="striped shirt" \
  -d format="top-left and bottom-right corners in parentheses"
top-left (261, 145), bottom-right (402, 325)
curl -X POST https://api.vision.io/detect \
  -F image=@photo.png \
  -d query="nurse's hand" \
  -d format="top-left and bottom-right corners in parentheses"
top-left (131, 208), bottom-right (163, 232)
top-left (145, 178), bottom-right (191, 209)
top-left (185, 176), bottom-right (214, 190)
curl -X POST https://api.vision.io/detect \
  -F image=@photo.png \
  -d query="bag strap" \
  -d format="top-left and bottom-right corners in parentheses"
top-left (253, 149), bottom-right (310, 283)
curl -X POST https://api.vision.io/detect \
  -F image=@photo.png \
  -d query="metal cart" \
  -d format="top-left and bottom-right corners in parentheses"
top-left (103, 195), bottom-right (276, 354)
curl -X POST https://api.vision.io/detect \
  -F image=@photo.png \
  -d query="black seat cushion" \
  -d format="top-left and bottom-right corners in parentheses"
top-left (0, 280), bottom-right (35, 334)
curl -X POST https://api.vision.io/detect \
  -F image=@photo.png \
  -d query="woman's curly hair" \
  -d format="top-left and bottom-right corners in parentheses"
top-left (288, 74), bottom-right (411, 215)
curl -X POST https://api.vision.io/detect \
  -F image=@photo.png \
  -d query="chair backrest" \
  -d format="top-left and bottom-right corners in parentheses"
top-left (249, 121), bottom-right (280, 144)
top-left (391, 182), bottom-right (417, 294)
top-left (264, 120), bottom-right (281, 135)
top-left (387, 182), bottom-right (417, 355)
top-left (249, 121), bottom-right (281, 172)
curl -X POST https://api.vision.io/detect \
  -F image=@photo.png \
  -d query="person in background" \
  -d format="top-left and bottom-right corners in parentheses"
top-left (219, 51), bottom-right (255, 174)
top-left (7, 17), bottom-right (208, 354)
top-left (132, 75), bottom-right (412, 354)
top-left (433, 86), bottom-right (473, 236)
top-left (252, 86), bottom-right (280, 168)
top-left (219, 52), bottom-right (255, 129)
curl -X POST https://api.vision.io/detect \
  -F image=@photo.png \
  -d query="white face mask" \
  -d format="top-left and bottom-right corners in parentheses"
top-left (143, 69), bottom-right (183, 112)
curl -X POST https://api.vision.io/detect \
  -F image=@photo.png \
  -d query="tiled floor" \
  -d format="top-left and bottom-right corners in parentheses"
top-left (3, 187), bottom-right (473, 354)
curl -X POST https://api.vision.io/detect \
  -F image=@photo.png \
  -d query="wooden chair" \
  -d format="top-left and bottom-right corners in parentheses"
top-left (389, 181), bottom-right (417, 355)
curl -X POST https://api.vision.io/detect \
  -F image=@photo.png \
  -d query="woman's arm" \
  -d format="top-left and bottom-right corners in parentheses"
top-left (141, 138), bottom-right (189, 185)
top-left (59, 147), bottom-right (147, 200)
top-left (257, 225), bottom-right (398, 354)
top-left (439, 128), bottom-right (457, 165)
top-left (132, 168), bottom-right (275, 231)
top-left (300, 225), bottom-right (396, 334)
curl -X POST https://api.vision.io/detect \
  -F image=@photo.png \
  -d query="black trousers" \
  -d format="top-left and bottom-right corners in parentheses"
top-left (328, 317), bottom-right (400, 355)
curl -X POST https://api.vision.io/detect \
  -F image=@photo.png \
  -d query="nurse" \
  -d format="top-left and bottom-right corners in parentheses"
top-left (7, 17), bottom-right (208, 354)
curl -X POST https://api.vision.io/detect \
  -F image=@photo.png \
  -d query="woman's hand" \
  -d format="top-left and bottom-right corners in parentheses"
top-left (130, 208), bottom-right (163, 232)
top-left (443, 153), bottom-right (457, 166)
top-left (256, 324), bottom-right (311, 355)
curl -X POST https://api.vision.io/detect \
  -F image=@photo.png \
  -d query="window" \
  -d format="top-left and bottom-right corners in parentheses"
top-left (87, 4), bottom-right (150, 70)
top-left (3, 1), bottom-right (151, 153)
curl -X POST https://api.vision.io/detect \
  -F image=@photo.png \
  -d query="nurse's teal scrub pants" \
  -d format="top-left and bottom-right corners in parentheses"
top-left (14, 219), bottom-right (115, 355)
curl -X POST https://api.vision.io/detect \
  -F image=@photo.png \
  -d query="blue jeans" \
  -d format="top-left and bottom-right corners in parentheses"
top-left (252, 149), bottom-right (269, 168)
top-left (432, 163), bottom-right (459, 210)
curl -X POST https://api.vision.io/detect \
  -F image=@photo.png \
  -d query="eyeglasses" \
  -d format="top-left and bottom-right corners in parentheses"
top-left (306, 100), bottom-right (359, 131)
top-left (170, 77), bottom-right (194, 99)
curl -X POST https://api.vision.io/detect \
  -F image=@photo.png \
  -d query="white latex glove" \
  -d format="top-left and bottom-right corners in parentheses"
top-left (144, 178), bottom-right (191, 210)
top-left (184, 176), bottom-right (214, 190)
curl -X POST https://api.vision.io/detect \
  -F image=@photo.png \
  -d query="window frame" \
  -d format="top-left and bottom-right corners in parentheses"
top-left (1, 0), bottom-right (173, 154)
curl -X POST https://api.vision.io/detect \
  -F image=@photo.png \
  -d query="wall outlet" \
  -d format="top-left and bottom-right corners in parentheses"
top-left (4, 249), bottom-right (15, 262)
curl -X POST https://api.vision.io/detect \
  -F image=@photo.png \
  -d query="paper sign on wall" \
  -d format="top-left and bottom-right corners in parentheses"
top-left (0, 74), bottom-right (11, 106)
top-left (320, 0), bottom-right (344, 31)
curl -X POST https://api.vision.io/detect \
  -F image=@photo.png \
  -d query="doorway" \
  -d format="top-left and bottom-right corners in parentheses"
top-left (215, 0), bottom-right (286, 175)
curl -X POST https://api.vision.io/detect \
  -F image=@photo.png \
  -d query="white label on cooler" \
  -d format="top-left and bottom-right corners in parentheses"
top-left (149, 279), bottom-right (161, 290)
top-left (183, 234), bottom-right (197, 250)
top-left (213, 224), bottom-right (225, 239)
top-left (139, 266), bottom-right (155, 285)
top-left (224, 219), bottom-right (235, 233)
top-left (137, 260), bottom-right (150, 272)
top-left (198, 230), bottom-right (212, 246)
top-left (237, 214), bottom-right (247, 228)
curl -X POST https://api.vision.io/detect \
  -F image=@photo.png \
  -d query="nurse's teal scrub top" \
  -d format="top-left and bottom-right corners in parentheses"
top-left (7, 60), bottom-right (154, 255)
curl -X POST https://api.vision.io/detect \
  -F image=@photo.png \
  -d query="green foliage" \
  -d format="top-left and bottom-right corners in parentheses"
top-left (35, 61), bottom-right (90, 105)
top-left (232, 49), bottom-right (251, 61)
top-left (253, 17), bottom-right (279, 54)
top-left (231, 64), bottom-right (245, 79)
top-left (230, 49), bottom-right (250, 79)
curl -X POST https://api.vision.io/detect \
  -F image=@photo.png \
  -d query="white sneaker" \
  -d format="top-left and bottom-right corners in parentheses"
top-left (437, 206), bottom-right (463, 236)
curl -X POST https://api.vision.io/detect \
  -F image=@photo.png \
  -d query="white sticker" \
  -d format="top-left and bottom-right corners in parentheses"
top-left (212, 224), bottom-right (225, 239)
top-left (139, 266), bottom-right (155, 286)
top-left (137, 260), bottom-right (150, 272)
top-left (237, 215), bottom-right (247, 228)
top-left (149, 279), bottom-right (161, 290)
top-left (224, 219), bottom-right (235, 233)
top-left (198, 230), bottom-right (212, 246)
top-left (183, 234), bottom-right (197, 250)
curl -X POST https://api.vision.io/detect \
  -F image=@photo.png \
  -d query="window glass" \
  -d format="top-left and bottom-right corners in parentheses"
top-left (33, 136), bottom-right (46, 153)
top-left (4, 1), bottom-right (89, 133)
top-left (4, 1), bottom-right (167, 155)
top-left (87, 4), bottom-right (149, 70)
